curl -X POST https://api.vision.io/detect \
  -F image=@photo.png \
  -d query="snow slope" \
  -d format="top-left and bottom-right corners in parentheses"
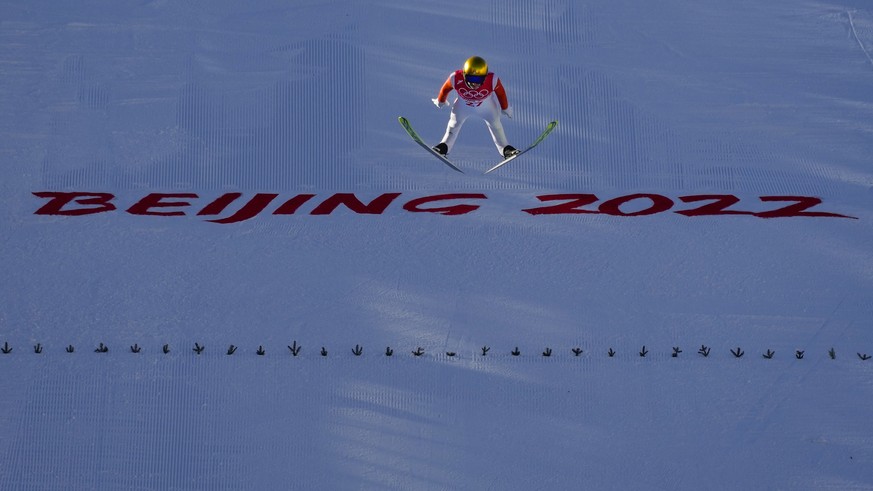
top-left (1, 0), bottom-right (872, 489)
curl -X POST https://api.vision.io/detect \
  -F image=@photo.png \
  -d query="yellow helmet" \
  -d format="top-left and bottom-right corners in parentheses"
top-left (463, 56), bottom-right (488, 77)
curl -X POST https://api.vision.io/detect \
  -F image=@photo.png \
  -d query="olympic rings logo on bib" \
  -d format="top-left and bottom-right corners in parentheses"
top-left (458, 87), bottom-right (490, 100)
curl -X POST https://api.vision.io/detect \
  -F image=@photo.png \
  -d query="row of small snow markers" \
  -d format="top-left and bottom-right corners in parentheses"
top-left (1, 341), bottom-right (872, 360)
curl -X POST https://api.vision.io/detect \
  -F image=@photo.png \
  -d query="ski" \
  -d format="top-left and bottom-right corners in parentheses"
top-left (484, 120), bottom-right (558, 174)
top-left (397, 116), bottom-right (464, 173)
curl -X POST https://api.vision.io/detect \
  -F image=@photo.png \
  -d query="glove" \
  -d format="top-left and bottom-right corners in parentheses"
top-left (432, 98), bottom-right (448, 109)
top-left (502, 106), bottom-right (514, 119)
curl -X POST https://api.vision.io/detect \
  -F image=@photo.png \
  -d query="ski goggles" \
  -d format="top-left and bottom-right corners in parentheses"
top-left (465, 74), bottom-right (486, 84)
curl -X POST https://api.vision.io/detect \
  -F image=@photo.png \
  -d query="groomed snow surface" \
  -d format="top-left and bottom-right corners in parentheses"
top-left (2, 1), bottom-right (873, 489)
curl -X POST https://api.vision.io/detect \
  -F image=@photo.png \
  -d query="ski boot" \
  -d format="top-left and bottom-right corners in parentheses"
top-left (432, 142), bottom-right (448, 156)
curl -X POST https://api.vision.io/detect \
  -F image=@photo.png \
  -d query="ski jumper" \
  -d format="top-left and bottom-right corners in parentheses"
top-left (436, 70), bottom-right (511, 155)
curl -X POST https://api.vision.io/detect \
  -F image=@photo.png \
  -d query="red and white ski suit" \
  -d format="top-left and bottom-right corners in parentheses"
top-left (435, 70), bottom-right (511, 155)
